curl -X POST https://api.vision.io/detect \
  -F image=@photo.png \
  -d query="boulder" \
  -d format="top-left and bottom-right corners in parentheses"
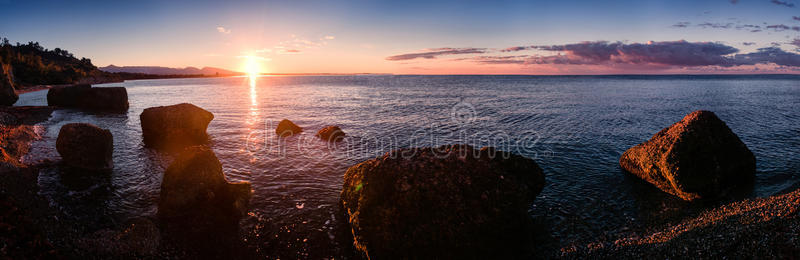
top-left (620, 110), bottom-right (756, 201)
top-left (47, 84), bottom-right (91, 107)
top-left (340, 145), bottom-right (545, 259)
top-left (56, 123), bottom-right (113, 171)
top-left (0, 63), bottom-right (18, 106)
top-left (47, 84), bottom-right (128, 113)
top-left (83, 87), bottom-right (129, 112)
top-left (140, 103), bottom-right (213, 151)
top-left (316, 125), bottom-right (345, 142)
top-left (158, 146), bottom-right (251, 226)
top-left (275, 119), bottom-right (302, 137)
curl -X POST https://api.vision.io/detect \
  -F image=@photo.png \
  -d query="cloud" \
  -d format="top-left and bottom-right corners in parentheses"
top-left (385, 48), bottom-right (487, 61)
top-left (697, 22), bottom-right (734, 29)
top-left (529, 41), bottom-right (800, 68)
top-left (500, 46), bottom-right (536, 52)
top-left (733, 47), bottom-right (800, 66)
top-left (459, 55), bottom-right (530, 64)
top-left (770, 0), bottom-right (795, 7)
top-left (216, 26), bottom-right (231, 34)
top-left (742, 42), bottom-right (756, 46)
top-left (730, 0), bottom-right (739, 3)
top-left (671, 22), bottom-right (691, 28)
top-left (324, 35), bottom-right (335, 40)
top-left (766, 24), bottom-right (800, 32)
top-left (790, 38), bottom-right (800, 48)
top-left (794, 16), bottom-right (800, 21)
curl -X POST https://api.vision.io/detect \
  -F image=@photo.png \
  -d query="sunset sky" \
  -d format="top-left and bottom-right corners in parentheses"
top-left (2, 0), bottom-right (800, 74)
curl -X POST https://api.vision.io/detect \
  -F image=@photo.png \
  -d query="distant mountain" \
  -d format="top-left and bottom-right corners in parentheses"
top-left (99, 65), bottom-right (241, 76)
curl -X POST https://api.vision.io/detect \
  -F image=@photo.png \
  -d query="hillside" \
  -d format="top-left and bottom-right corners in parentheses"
top-left (0, 38), bottom-right (115, 87)
top-left (100, 65), bottom-right (241, 76)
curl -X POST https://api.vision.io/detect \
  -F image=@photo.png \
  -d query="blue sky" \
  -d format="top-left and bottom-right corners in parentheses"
top-left (1, 0), bottom-right (799, 74)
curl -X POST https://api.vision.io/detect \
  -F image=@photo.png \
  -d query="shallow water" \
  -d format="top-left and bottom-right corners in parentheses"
top-left (16, 75), bottom-right (800, 257)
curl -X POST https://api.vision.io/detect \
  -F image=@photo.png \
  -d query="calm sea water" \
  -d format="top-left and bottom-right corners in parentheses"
top-left (16, 75), bottom-right (800, 257)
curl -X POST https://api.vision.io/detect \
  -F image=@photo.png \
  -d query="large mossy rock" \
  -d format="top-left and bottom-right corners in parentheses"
top-left (56, 123), bottom-right (113, 171)
top-left (158, 146), bottom-right (251, 226)
top-left (140, 103), bottom-right (213, 151)
top-left (275, 119), bottom-right (302, 137)
top-left (47, 84), bottom-right (129, 112)
top-left (340, 145), bottom-right (545, 259)
top-left (620, 110), bottom-right (756, 201)
top-left (0, 64), bottom-right (18, 106)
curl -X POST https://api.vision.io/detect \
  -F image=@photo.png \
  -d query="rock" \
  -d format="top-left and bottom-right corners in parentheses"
top-left (77, 217), bottom-right (161, 256)
top-left (0, 112), bottom-right (19, 126)
top-left (620, 110), bottom-right (756, 201)
top-left (275, 119), bottom-right (301, 137)
top-left (56, 123), bottom-right (113, 171)
top-left (47, 84), bottom-right (91, 107)
top-left (158, 146), bottom-right (251, 226)
top-left (0, 63), bottom-right (18, 106)
top-left (83, 87), bottom-right (129, 112)
top-left (340, 145), bottom-right (545, 259)
top-left (316, 125), bottom-right (345, 142)
top-left (140, 103), bottom-right (213, 151)
top-left (47, 84), bottom-right (128, 113)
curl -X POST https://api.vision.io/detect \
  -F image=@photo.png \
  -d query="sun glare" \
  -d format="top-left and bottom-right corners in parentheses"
top-left (243, 55), bottom-right (262, 77)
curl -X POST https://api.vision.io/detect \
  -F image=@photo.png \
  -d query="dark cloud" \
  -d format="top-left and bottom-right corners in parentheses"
top-left (523, 41), bottom-right (800, 67)
top-left (770, 0), bottom-right (795, 7)
top-left (733, 47), bottom-right (800, 66)
top-left (697, 22), bottom-right (734, 29)
top-left (794, 16), bottom-right (800, 21)
top-left (385, 48), bottom-right (487, 61)
top-left (730, 0), bottom-right (739, 4)
top-left (671, 22), bottom-right (691, 28)
top-left (742, 42), bottom-right (756, 46)
top-left (500, 46), bottom-right (535, 52)
top-left (790, 38), bottom-right (800, 48)
top-left (766, 24), bottom-right (800, 31)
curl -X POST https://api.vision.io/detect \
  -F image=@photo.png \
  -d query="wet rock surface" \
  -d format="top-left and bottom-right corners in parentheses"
top-left (140, 103), bottom-right (214, 151)
top-left (46, 84), bottom-right (128, 113)
top-left (275, 119), bottom-right (302, 137)
top-left (620, 110), bottom-right (756, 201)
top-left (157, 146), bottom-right (252, 228)
top-left (0, 63), bottom-right (18, 106)
top-left (316, 125), bottom-right (345, 142)
top-left (340, 144), bottom-right (546, 259)
top-left (56, 123), bottom-right (113, 171)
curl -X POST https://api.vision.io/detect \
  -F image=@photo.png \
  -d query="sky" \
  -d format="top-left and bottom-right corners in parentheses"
top-left (1, 0), bottom-right (800, 74)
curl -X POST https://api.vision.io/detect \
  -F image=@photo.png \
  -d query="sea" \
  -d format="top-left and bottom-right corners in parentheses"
top-left (15, 75), bottom-right (800, 257)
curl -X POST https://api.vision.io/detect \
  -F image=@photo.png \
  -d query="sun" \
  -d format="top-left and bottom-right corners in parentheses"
top-left (243, 55), bottom-right (263, 77)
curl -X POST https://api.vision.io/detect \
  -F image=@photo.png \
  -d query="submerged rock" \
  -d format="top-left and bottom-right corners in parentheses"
top-left (56, 123), bottom-right (113, 171)
top-left (316, 125), bottom-right (345, 142)
top-left (0, 63), bottom-right (18, 106)
top-left (340, 145), bottom-right (545, 259)
top-left (275, 119), bottom-right (302, 137)
top-left (140, 103), bottom-right (213, 151)
top-left (158, 146), bottom-right (251, 226)
top-left (47, 84), bottom-right (128, 112)
top-left (620, 110), bottom-right (756, 201)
